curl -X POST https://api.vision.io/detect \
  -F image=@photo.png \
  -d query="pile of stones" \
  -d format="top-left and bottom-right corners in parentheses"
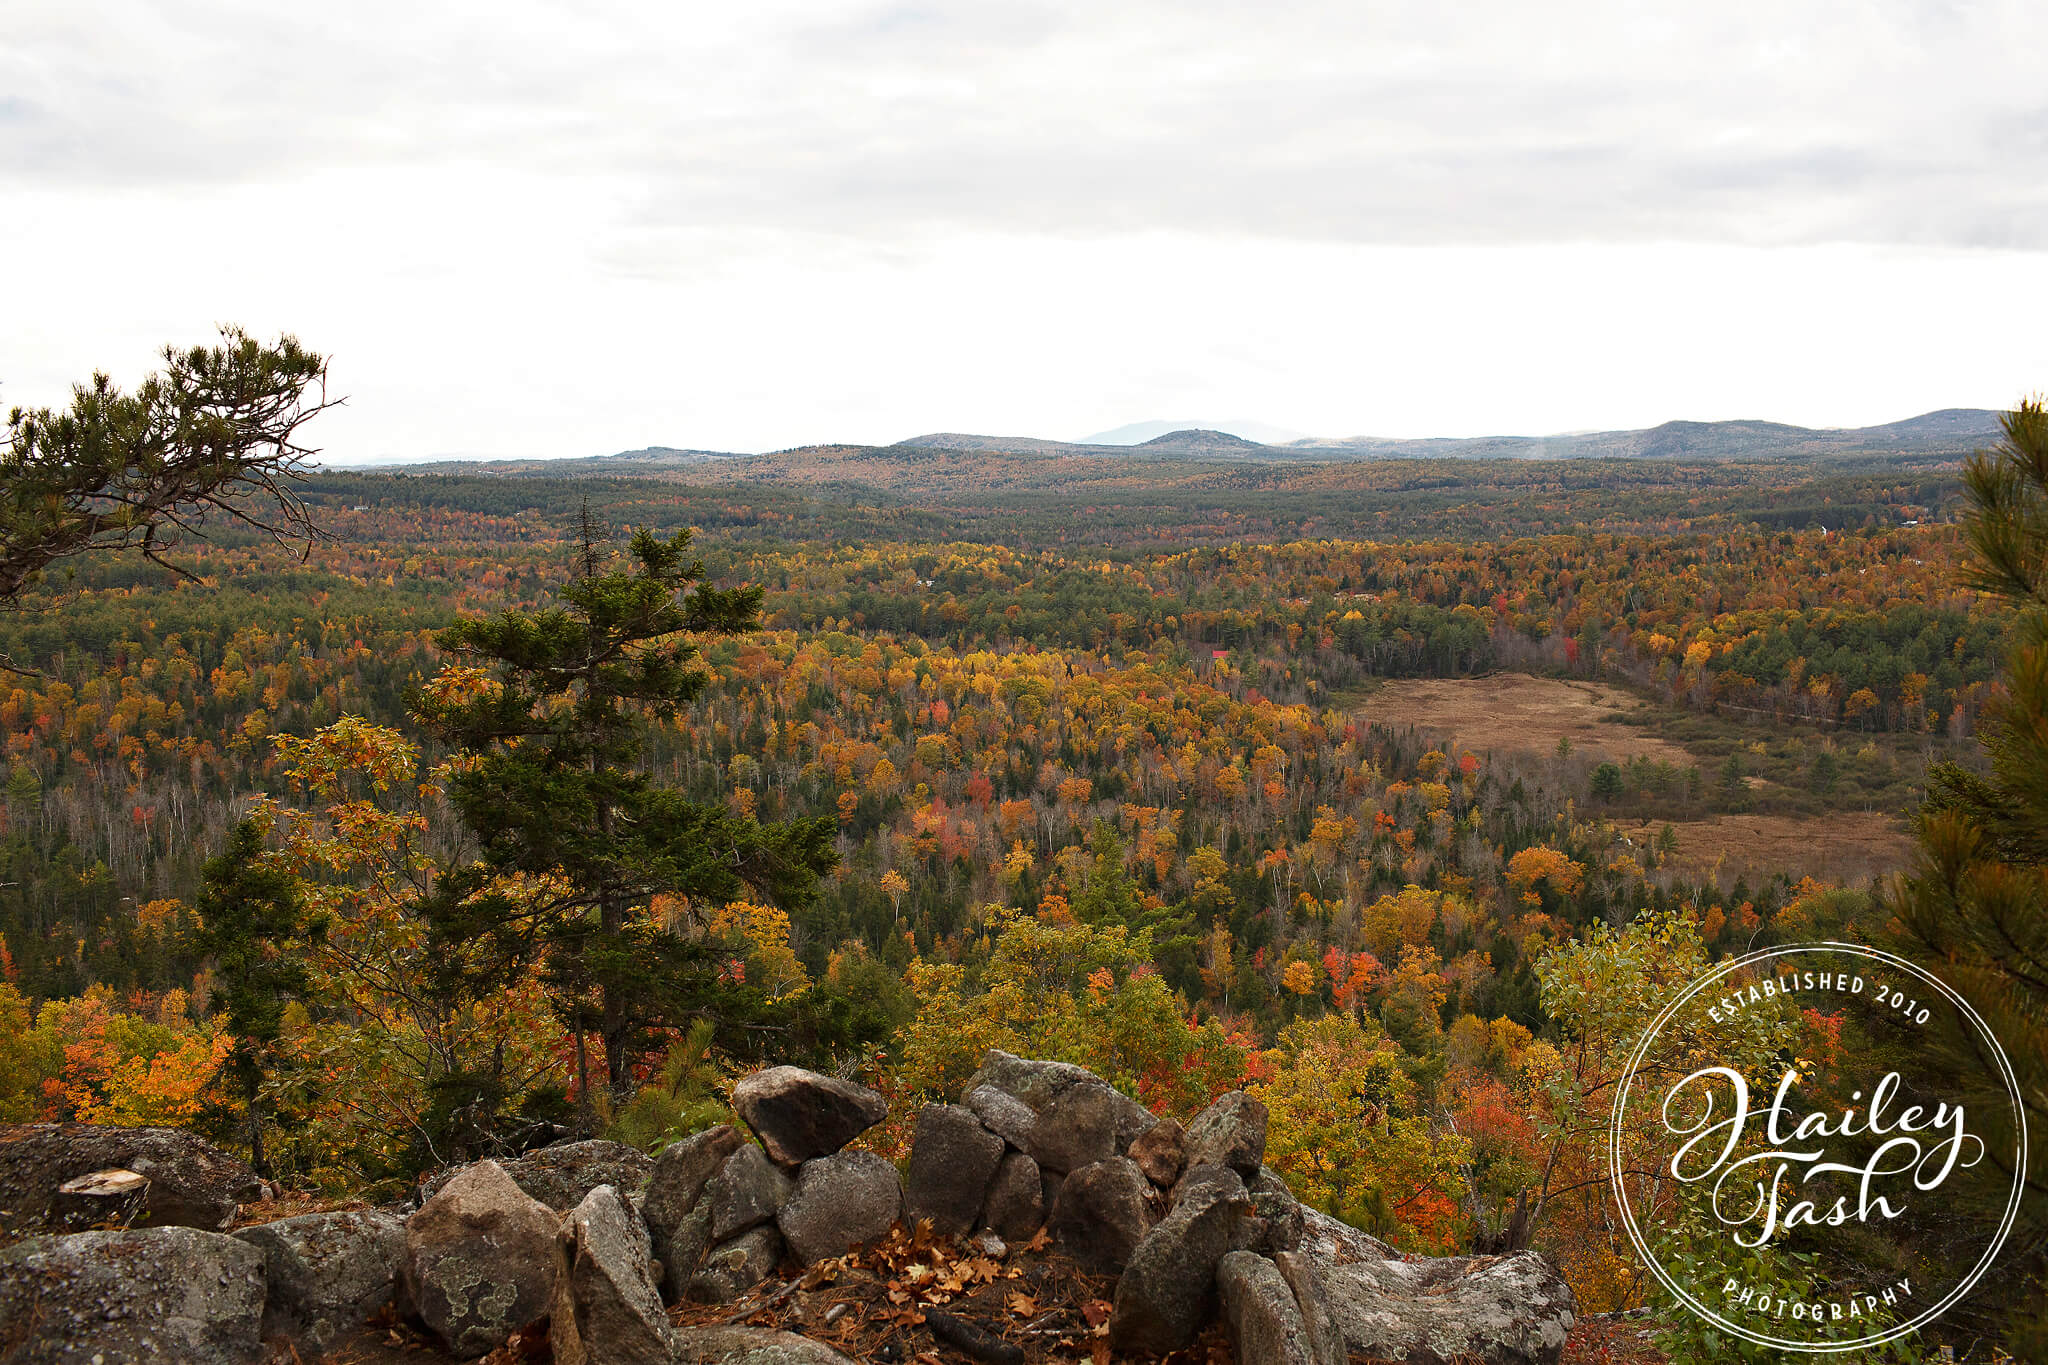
top-left (0, 1053), bottom-right (1578, 1364)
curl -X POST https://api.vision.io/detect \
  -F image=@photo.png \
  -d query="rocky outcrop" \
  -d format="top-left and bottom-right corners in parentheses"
top-left (903, 1103), bottom-right (1005, 1235)
top-left (979, 1151), bottom-right (1045, 1242)
top-left (963, 1051), bottom-right (1155, 1174)
top-left (673, 1324), bottom-right (862, 1363)
top-left (777, 1151), bottom-right (901, 1263)
top-left (551, 1184), bottom-right (678, 1365)
top-left (418, 1138), bottom-right (654, 1211)
top-left (706, 1144), bottom-right (796, 1241)
top-left (234, 1208), bottom-right (405, 1354)
top-left (731, 1067), bottom-right (888, 1168)
top-left (643, 1124), bottom-right (745, 1302)
top-left (400, 1159), bottom-right (559, 1357)
top-left (1128, 1115), bottom-right (1186, 1186)
top-left (0, 1124), bottom-right (264, 1235)
top-left (1108, 1168), bottom-right (1252, 1353)
top-left (1184, 1092), bottom-right (1269, 1178)
top-left (0, 1056), bottom-right (1579, 1365)
top-left (0, 1226), bottom-right (267, 1365)
top-left (1045, 1156), bottom-right (1155, 1275)
top-left (1218, 1249), bottom-right (1318, 1365)
top-left (1314, 1250), bottom-right (1578, 1365)
top-left (688, 1223), bottom-right (784, 1303)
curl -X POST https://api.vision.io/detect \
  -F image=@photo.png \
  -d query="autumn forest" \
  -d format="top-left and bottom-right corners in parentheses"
top-left (4, 357), bottom-right (2045, 1357)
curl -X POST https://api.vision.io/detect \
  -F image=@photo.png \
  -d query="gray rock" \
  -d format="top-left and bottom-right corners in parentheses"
top-left (1107, 1174), bottom-right (1252, 1353)
top-left (644, 1125), bottom-right (745, 1296)
top-left (979, 1151), bottom-right (1045, 1241)
top-left (961, 1051), bottom-right (1154, 1173)
top-left (401, 1159), bottom-right (558, 1357)
top-left (1019, 1080), bottom-right (1123, 1173)
top-left (687, 1223), bottom-right (784, 1303)
top-left (731, 1067), bottom-right (888, 1168)
top-left (777, 1151), bottom-right (902, 1263)
top-left (1315, 1250), bottom-right (1578, 1365)
top-left (419, 1138), bottom-right (654, 1212)
top-left (1243, 1166), bottom-right (1307, 1254)
top-left (961, 1084), bottom-right (1039, 1149)
top-left (234, 1208), bottom-right (405, 1354)
top-left (707, 1144), bottom-right (796, 1240)
top-left (660, 1200), bottom-right (717, 1304)
top-left (1045, 1157), bottom-right (1154, 1275)
top-left (551, 1185), bottom-right (678, 1365)
top-left (1275, 1250), bottom-right (1346, 1365)
top-left (0, 1226), bottom-right (266, 1365)
top-left (1217, 1250), bottom-right (1316, 1365)
top-left (903, 1104), bottom-right (1004, 1235)
top-left (1170, 1161), bottom-right (1243, 1210)
top-left (1185, 1092), bottom-right (1268, 1177)
top-left (1297, 1204), bottom-right (1397, 1263)
top-left (1127, 1115), bottom-right (1186, 1186)
top-left (672, 1324), bottom-right (861, 1363)
top-left (0, 1123), bottom-right (264, 1235)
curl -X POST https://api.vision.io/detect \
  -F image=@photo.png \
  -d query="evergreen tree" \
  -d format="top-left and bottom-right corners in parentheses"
top-left (2, 329), bottom-right (336, 603)
top-left (190, 819), bottom-right (324, 1177)
top-left (413, 520), bottom-right (837, 1112)
top-left (1889, 398), bottom-right (2048, 1351)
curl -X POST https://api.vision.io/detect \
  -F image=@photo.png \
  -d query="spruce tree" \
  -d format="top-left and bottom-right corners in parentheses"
top-left (191, 819), bottom-right (324, 1177)
top-left (413, 519), bottom-right (836, 1112)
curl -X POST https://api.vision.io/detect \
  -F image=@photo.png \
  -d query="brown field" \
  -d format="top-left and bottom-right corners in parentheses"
top-left (1357, 674), bottom-right (1694, 765)
top-left (1356, 675), bottom-right (1917, 884)
top-left (1617, 811), bottom-right (1913, 886)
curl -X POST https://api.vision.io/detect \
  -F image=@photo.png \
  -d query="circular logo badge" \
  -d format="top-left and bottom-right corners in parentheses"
top-left (1609, 941), bottom-right (2028, 1353)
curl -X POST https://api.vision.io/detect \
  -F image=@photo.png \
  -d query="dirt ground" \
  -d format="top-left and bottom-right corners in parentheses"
top-left (1358, 675), bottom-right (1694, 765)
top-left (1617, 811), bottom-right (1913, 887)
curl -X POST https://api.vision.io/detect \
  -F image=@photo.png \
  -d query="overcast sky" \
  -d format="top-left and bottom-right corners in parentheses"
top-left (5, 1), bottom-right (2047, 460)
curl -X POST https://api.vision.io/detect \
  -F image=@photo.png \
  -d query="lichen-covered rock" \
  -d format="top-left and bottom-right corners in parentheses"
top-left (0, 1124), bottom-right (264, 1235)
top-left (1045, 1157), bottom-right (1154, 1275)
top-left (1127, 1115), bottom-right (1186, 1187)
top-left (1296, 1204), bottom-right (1396, 1263)
top-left (645, 1126), bottom-right (744, 1228)
top-left (706, 1144), bottom-right (796, 1241)
top-left (1242, 1166), bottom-right (1306, 1254)
top-left (400, 1159), bottom-right (558, 1357)
top-left (1217, 1250), bottom-right (1316, 1365)
top-left (776, 1151), bottom-right (901, 1263)
top-left (1184, 1092), bottom-right (1268, 1177)
top-left (903, 1104), bottom-right (1004, 1235)
top-left (1314, 1249), bottom-right (1578, 1365)
top-left (1275, 1250), bottom-right (1346, 1365)
top-left (731, 1067), bottom-right (888, 1168)
top-left (1107, 1170), bottom-right (1251, 1353)
top-left (659, 1200), bottom-right (716, 1305)
top-left (0, 1226), bottom-right (266, 1365)
top-left (672, 1325), bottom-right (861, 1363)
top-left (419, 1138), bottom-right (653, 1212)
top-left (687, 1223), bottom-right (784, 1304)
top-left (979, 1150), bottom-right (1045, 1242)
top-left (234, 1208), bottom-right (405, 1354)
top-left (551, 1185), bottom-right (678, 1365)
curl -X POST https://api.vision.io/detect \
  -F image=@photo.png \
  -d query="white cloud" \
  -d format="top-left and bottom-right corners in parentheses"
top-left (3, 1), bottom-right (2046, 457)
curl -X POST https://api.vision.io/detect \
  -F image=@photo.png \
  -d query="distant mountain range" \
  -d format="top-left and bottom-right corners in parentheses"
top-left (897, 409), bottom-right (2007, 463)
top-left (385, 409), bottom-right (2004, 478)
